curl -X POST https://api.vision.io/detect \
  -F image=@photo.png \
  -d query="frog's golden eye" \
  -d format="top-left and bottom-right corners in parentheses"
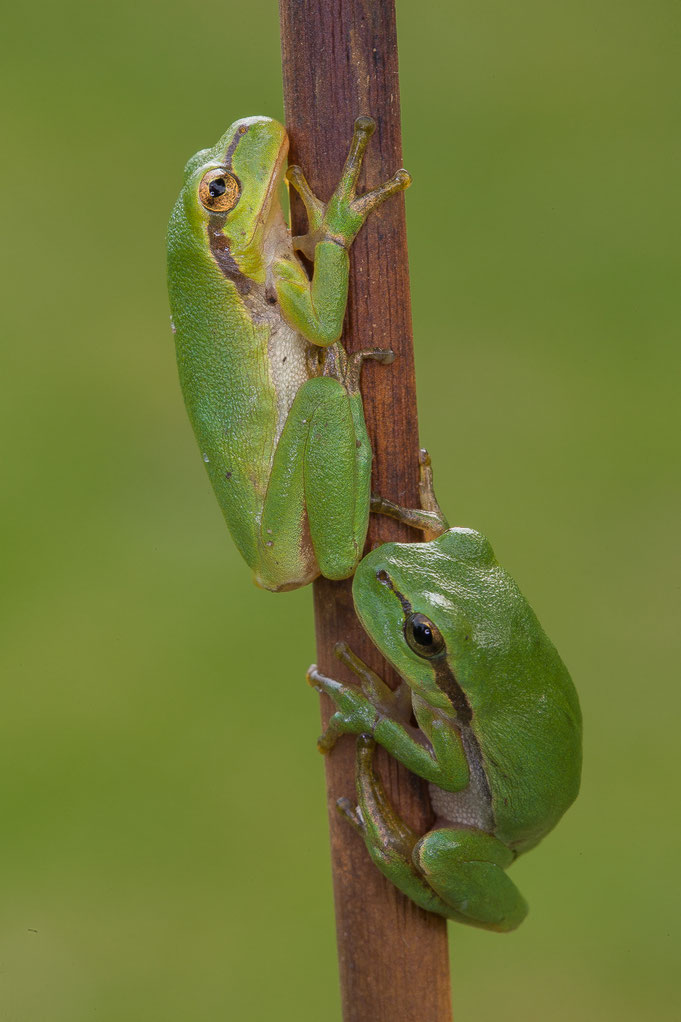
top-left (198, 169), bottom-right (240, 212)
top-left (404, 613), bottom-right (445, 659)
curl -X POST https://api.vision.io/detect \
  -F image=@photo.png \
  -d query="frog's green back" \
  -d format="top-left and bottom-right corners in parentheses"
top-left (466, 581), bottom-right (582, 852)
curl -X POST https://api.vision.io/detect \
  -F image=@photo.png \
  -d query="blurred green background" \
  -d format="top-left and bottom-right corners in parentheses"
top-left (2, 1), bottom-right (679, 1019)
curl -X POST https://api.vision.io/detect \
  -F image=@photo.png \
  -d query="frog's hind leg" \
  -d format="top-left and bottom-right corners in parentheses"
top-left (340, 735), bottom-right (454, 917)
top-left (344, 736), bottom-right (528, 931)
top-left (259, 376), bottom-right (370, 586)
top-left (303, 379), bottom-right (374, 581)
top-left (414, 828), bottom-right (529, 932)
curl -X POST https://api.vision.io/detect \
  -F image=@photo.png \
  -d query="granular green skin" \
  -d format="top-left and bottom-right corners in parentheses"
top-left (167, 115), bottom-right (410, 591)
top-left (310, 526), bottom-right (582, 931)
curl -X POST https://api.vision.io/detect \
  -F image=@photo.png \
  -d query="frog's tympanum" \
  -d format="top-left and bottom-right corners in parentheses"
top-left (167, 116), bottom-right (410, 591)
top-left (309, 456), bottom-right (582, 932)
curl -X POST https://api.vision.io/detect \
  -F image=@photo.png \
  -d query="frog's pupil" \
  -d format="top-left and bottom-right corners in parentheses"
top-left (413, 622), bottom-right (433, 645)
top-left (209, 179), bottom-right (227, 198)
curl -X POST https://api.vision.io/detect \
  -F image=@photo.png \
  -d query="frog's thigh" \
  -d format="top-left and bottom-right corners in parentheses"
top-left (259, 378), bottom-right (367, 585)
top-left (414, 828), bottom-right (528, 932)
top-left (302, 379), bottom-right (370, 579)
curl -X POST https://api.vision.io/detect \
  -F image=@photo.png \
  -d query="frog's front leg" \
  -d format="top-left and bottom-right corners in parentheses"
top-left (273, 117), bottom-right (411, 346)
top-left (344, 736), bottom-right (529, 931)
top-left (307, 645), bottom-right (469, 791)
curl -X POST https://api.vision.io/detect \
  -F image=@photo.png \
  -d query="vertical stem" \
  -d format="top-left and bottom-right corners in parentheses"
top-left (279, 2), bottom-right (453, 1020)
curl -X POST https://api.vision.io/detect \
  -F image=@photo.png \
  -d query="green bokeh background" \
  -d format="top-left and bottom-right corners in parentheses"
top-left (2, 1), bottom-right (679, 1019)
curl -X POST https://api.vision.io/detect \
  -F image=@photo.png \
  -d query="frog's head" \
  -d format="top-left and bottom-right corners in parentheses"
top-left (174, 116), bottom-right (288, 282)
top-left (353, 528), bottom-right (541, 718)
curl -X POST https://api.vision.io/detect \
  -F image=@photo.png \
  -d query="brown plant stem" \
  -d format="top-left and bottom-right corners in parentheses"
top-left (279, 2), bottom-right (453, 1019)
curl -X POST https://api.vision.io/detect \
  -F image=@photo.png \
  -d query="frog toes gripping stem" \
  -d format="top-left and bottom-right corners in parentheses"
top-left (288, 116), bottom-right (411, 257)
top-left (336, 795), bottom-right (366, 834)
top-left (306, 661), bottom-right (380, 753)
top-left (287, 165), bottom-right (325, 260)
top-left (342, 736), bottom-right (529, 931)
top-left (338, 117), bottom-right (412, 217)
top-left (346, 348), bottom-right (395, 393)
top-left (370, 447), bottom-right (449, 539)
top-left (333, 641), bottom-right (411, 721)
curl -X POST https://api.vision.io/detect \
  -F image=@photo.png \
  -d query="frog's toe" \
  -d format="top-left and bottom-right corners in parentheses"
top-left (336, 796), bottom-right (366, 834)
top-left (316, 711), bottom-right (344, 753)
top-left (306, 664), bottom-right (344, 700)
top-left (353, 115), bottom-right (376, 138)
top-left (352, 168), bottom-right (412, 216)
top-left (356, 733), bottom-right (377, 757)
top-left (317, 731), bottom-right (336, 754)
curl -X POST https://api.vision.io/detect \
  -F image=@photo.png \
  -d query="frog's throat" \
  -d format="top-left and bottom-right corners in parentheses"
top-left (375, 569), bottom-right (473, 725)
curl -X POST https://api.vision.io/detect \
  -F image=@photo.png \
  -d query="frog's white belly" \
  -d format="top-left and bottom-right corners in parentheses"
top-left (429, 727), bottom-right (494, 832)
top-left (267, 318), bottom-right (311, 445)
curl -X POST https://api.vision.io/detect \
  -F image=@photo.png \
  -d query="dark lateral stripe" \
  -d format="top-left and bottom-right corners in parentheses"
top-left (376, 569), bottom-right (412, 614)
top-left (432, 658), bottom-right (473, 725)
top-left (207, 219), bottom-right (251, 295)
top-left (377, 567), bottom-right (474, 725)
top-left (206, 121), bottom-right (254, 296)
top-left (223, 121), bottom-right (250, 167)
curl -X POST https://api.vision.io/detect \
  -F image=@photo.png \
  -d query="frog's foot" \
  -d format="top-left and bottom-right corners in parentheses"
top-left (287, 116), bottom-right (380, 254)
top-left (334, 641), bottom-right (412, 723)
top-left (370, 448), bottom-right (449, 540)
top-left (417, 448), bottom-right (446, 521)
top-left (338, 116), bottom-right (411, 207)
top-left (287, 164), bottom-right (325, 262)
top-left (306, 644), bottom-right (410, 752)
top-left (289, 118), bottom-right (410, 255)
top-left (317, 345), bottom-right (394, 394)
top-left (343, 738), bottom-right (528, 929)
top-left (414, 829), bottom-right (529, 932)
top-left (326, 117), bottom-right (411, 248)
top-left (343, 735), bottom-right (454, 916)
top-left (306, 664), bottom-right (380, 753)
top-left (345, 348), bottom-right (395, 393)
top-left (336, 795), bottom-right (366, 835)
top-left (370, 493), bottom-right (448, 539)
top-left (352, 167), bottom-right (412, 219)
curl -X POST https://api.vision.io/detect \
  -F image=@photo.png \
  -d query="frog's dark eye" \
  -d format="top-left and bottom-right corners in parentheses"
top-left (199, 169), bottom-right (240, 212)
top-left (404, 613), bottom-right (445, 659)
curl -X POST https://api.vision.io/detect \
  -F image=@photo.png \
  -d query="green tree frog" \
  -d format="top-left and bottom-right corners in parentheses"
top-left (167, 116), bottom-right (410, 591)
top-left (309, 454), bottom-right (582, 932)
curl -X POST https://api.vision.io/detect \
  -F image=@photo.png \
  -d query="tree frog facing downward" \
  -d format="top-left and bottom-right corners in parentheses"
top-left (167, 116), bottom-right (410, 591)
top-left (309, 454), bottom-right (582, 931)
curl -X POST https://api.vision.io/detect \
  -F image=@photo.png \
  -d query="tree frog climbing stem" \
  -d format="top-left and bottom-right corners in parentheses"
top-left (308, 453), bottom-right (582, 932)
top-left (167, 116), bottom-right (410, 591)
